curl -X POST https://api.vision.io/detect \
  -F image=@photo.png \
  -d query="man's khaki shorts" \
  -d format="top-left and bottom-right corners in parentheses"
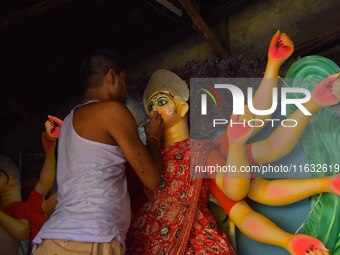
top-left (33, 239), bottom-right (123, 255)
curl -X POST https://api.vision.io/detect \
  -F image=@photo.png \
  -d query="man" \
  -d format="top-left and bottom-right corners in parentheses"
top-left (33, 50), bottom-right (163, 255)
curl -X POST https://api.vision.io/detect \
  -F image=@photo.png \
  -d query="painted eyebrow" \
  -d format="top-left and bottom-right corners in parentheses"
top-left (149, 95), bottom-right (169, 105)
top-left (148, 91), bottom-right (175, 106)
top-left (156, 96), bottom-right (169, 100)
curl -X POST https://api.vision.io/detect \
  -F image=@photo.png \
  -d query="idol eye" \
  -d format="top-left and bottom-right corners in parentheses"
top-left (0, 170), bottom-right (9, 185)
top-left (148, 102), bottom-right (155, 111)
top-left (157, 98), bottom-right (168, 106)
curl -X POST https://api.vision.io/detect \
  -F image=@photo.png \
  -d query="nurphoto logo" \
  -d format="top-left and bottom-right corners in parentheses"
top-left (198, 80), bottom-right (311, 128)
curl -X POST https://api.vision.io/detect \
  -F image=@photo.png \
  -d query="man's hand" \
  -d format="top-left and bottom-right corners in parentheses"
top-left (268, 30), bottom-right (294, 65)
top-left (144, 111), bottom-right (164, 140)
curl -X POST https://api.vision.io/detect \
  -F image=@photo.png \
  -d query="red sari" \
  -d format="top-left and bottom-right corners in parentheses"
top-left (126, 138), bottom-right (235, 255)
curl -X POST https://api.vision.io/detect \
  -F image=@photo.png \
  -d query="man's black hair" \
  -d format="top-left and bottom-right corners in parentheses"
top-left (80, 50), bottom-right (126, 88)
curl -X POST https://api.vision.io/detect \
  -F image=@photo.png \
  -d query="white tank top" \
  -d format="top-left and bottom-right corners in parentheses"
top-left (34, 101), bottom-right (130, 248)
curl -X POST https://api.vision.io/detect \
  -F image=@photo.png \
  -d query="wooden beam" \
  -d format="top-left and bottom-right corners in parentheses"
top-left (294, 26), bottom-right (340, 57)
top-left (179, 0), bottom-right (230, 59)
top-left (156, 0), bottom-right (183, 16)
top-left (0, 0), bottom-right (70, 29)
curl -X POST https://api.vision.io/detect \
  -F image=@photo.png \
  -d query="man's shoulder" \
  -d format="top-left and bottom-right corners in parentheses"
top-left (93, 101), bottom-right (134, 125)
top-left (81, 101), bottom-right (129, 119)
top-left (96, 101), bottom-right (128, 113)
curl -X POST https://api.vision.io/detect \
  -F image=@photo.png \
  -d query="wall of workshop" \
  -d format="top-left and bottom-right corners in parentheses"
top-left (228, 0), bottom-right (340, 56)
top-left (127, 33), bottom-right (217, 79)
top-left (128, 0), bottom-right (340, 79)
top-left (2, 0), bottom-right (339, 196)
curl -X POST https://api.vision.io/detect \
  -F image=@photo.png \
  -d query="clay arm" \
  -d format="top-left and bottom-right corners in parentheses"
top-left (212, 114), bottom-right (253, 200)
top-left (34, 136), bottom-right (55, 196)
top-left (248, 177), bottom-right (340, 206)
top-left (249, 102), bottom-right (316, 164)
top-left (207, 181), bottom-right (329, 255)
top-left (0, 211), bottom-right (29, 241)
top-left (210, 129), bottom-right (308, 203)
top-left (249, 31), bottom-right (294, 136)
top-left (35, 116), bottom-right (61, 195)
top-left (215, 32), bottom-right (294, 155)
top-left (250, 74), bottom-right (340, 165)
top-left (208, 148), bottom-right (250, 201)
top-left (245, 80), bottom-right (340, 205)
top-left (230, 201), bottom-right (328, 255)
top-left (230, 200), bottom-right (292, 248)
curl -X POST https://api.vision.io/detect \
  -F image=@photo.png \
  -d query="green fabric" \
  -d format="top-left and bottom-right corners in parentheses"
top-left (285, 56), bottom-right (340, 255)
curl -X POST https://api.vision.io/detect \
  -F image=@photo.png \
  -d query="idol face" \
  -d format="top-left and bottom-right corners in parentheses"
top-left (147, 92), bottom-right (180, 126)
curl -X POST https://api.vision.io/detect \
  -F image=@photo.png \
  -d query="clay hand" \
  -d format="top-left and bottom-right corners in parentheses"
top-left (328, 174), bottom-right (340, 196)
top-left (144, 111), bottom-right (164, 140)
top-left (268, 30), bottom-right (294, 65)
top-left (45, 115), bottom-right (63, 139)
top-left (312, 73), bottom-right (340, 106)
top-left (227, 109), bottom-right (253, 144)
top-left (287, 234), bottom-right (329, 255)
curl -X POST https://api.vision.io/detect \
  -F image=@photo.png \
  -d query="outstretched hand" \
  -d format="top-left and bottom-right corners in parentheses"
top-left (41, 115), bottom-right (62, 151)
top-left (312, 73), bottom-right (340, 106)
top-left (268, 30), bottom-right (294, 65)
top-left (45, 115), bottom-right (63, 139)
top-left (287, 234), bottom-right (329, 255)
